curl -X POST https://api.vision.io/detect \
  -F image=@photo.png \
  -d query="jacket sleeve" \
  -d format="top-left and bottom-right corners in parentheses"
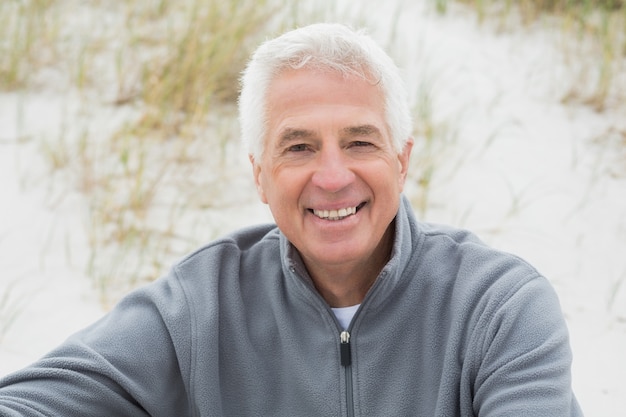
top-left (0, 271), bottom-right (194, 417)
top-left (469, 275), bottom-right (584, 416)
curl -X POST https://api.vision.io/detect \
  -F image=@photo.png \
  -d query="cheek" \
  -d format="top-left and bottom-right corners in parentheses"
top-left (260, 169), bottom-right (292, 205)
top-left (373, 159), bottom-right (404, 189)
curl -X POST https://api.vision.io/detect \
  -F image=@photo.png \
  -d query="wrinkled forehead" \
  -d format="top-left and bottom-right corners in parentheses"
top-left (262, 68), bottom-right (391, 149)
top-left (265, 67), bottom-right (385, 110)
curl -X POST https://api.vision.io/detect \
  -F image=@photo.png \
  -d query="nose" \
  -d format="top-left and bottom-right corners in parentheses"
top-left (311, 146), bottom-right (356, 193)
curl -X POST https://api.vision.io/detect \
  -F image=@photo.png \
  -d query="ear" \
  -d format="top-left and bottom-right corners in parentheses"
top-left (249, 154), bottom-right (268, 204)
top-left (397, 137), bottom-right (413, 190)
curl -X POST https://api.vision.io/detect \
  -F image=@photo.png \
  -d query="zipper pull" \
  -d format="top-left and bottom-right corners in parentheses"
top-left (340, 331), bottom-right (351, 367)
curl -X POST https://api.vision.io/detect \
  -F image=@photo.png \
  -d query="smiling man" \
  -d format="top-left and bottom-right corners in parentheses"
top-left (251, 67), bottom-right (412, 307)
top-left (0, 23), bottom-right (583, 416)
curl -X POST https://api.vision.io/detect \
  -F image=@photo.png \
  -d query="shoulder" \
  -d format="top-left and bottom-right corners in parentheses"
top-left (409, 221), bottom-right (551, 323)
top-left (175, 223), bottom-right (280, 271)
top-left (396, 197), bottom-right (544, 305)
top-left (417, 221), bottom-right (540, 282)
top-left (123, 223), bottom-right (280, 326)
top-left (413, 222), bottom-right (565, 335)
top-left (156, 223), bottom-right (283, 310)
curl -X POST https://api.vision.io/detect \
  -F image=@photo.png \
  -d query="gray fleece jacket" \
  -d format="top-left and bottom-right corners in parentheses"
top-left (0, 196), bottom-right (583, 416)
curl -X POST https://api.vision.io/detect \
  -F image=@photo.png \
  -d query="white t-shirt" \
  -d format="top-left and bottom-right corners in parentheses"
top-left (331, 304), bottom-right (360, 330)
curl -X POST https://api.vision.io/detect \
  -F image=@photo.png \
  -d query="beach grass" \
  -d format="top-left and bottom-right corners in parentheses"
top-left (4, 0), bottom-right (623, 306)
top-left (0, 0), bottom-right (340, 305)
top-left (435, 0), bottom-right (626, 111)
top-left (81, 0), bottom-right (291, 304)
top-left (0, 0), bottom-right (60, 90)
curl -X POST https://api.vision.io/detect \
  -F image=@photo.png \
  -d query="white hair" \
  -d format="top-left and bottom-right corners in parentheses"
top-left (238, 23), bottom-right (413, 159)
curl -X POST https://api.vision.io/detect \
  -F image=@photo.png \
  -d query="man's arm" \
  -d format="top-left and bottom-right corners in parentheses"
top-left (0, 274), bottom-right (193, 417)
top-left (470, 275), bottom-right (583, 416)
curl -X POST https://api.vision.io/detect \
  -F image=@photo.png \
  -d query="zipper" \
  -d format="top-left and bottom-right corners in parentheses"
top-left (340, 330), bottom-right (354, 417)
top-left (287, 260), bottom-right (389, 416)
top-left (340, 331), bottom-right (351, 366)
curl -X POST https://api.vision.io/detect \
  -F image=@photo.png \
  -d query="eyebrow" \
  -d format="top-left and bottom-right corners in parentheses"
top-left (276, 128), bottom-right (316, 148)
top-left (341, 124), bottom-right (382, 138)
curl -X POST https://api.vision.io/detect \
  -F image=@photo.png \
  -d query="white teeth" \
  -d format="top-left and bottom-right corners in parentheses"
top-left (313, 206), bottom-right (357, 220)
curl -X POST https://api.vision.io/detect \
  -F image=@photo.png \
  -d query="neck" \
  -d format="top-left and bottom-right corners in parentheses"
top-left (304, 223), bottom-right (395, 308)
top-left (312, 266), bottom-right (377, 307)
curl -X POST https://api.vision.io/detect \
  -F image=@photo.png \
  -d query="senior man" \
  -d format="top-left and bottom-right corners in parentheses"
top-left (0, 23), bottom-right (582, 416)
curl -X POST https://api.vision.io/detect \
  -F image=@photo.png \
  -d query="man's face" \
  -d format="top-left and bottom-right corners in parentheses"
top-left (251, 68), bottom-right (412, 274)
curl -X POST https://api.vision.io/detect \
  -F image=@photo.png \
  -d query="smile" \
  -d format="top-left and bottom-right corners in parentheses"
top-left (311, 203), bottom-right (364, 221)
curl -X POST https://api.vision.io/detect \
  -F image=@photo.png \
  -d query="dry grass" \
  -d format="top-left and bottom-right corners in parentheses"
top-left (407, 83), bottom-right (461, 217)
top-left (78, 0), bottom-right (290, 305)
top-left (0, 0), bottom-right (60, 90)
top-left (1, 0), bottom-right (342, 306)
top-left (8, 0), bottom-right (620, 307)
top-left (118, 0), bottom-right (279, 140)
top-left (439, 0), bottom-right (626, 111)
